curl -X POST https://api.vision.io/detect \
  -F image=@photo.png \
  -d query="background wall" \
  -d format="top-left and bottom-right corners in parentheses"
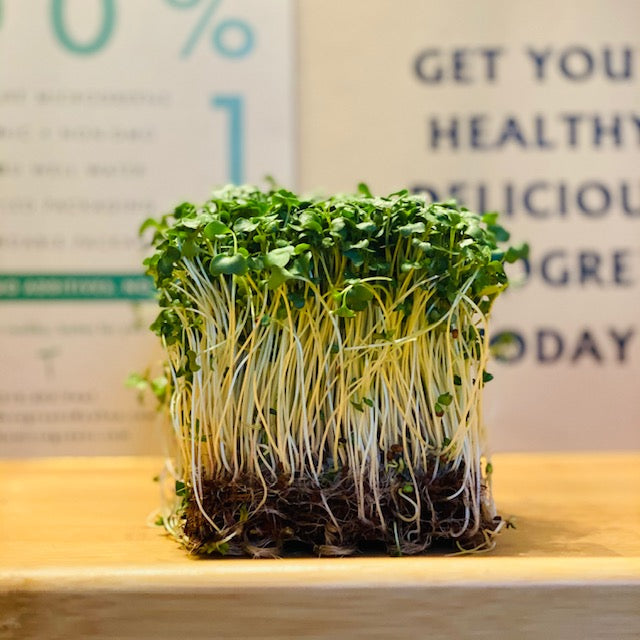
top-left (0, 0), bottom-right (638, 455)
top-left (0, 0), bottom-right (294, 455)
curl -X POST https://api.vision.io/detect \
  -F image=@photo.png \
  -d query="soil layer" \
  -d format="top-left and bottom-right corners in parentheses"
top-left (182, 462), bottom-right (500, 557)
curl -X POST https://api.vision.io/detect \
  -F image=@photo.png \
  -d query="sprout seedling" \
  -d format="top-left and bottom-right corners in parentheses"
top-left (141, 184), bottom-right (526, 557)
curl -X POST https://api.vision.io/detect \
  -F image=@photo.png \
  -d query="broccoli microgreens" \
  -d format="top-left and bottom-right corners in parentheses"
top-left (142, 184), bottom-right (526, 557)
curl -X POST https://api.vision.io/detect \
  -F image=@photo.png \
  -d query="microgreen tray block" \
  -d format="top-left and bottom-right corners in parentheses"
top-left (141, 184), bottom-right (525, 557)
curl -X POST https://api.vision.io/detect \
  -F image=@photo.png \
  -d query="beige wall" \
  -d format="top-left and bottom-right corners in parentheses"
top-left (297, 0), bottom-right (640, 451)
top-left (0, 1), bottom-right (637, 455)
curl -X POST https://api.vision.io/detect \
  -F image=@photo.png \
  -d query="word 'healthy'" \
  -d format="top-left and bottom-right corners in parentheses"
top-left (426, 113), bottom-right (640, 152)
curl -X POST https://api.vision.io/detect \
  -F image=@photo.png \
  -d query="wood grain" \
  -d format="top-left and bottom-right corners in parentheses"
top-left (1, 453), bottom-right (639, 639)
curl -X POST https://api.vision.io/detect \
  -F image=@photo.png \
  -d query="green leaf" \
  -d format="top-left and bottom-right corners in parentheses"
top-left (505, 243), bottom-right (529, 263)
top-left (401, 260), bottom-right (422, 273)
top-left (174, 202), bottom-right (196, 218)
top-left (482, 371), bottom-right (494, 383)
top-left (203, 220), bottom-right (232, 238)
top-left (413, 240), bottom-right (432, 254)
top-left (334, 305), bottom-right (356, 318)
top-left (321, 237), bottom-right (334, 249)
top-left (477, 283), bottom-right (507, 297)
top-left (179, 216), bottom-right (206, 229)
top-left (357, 182), bottom-right (373, 198)
top-left (299, 212), bottom-right (323, 233)
top-left (482, 212), bottom-right (499, 226)
top-left (186, 350), bottom-right (200, 372)
top-left (125, 372), bottom-right (147, 392)
top-left (362, 397), bottom-right (374, 407)
top-left (373, 330), bottom-right (394, 341)
top-left (209, 253), bottom-right (249, 276)
top-left (343, 248), bottom-right (364, 266)
top-left (489, 224), bottom-right (510, 243)
top-left (175, 480), bottom-right (187, 497)
top-left (350, 239), bottom-right (369, 250)
top-left (157, 246), bottom-right (181, 277)
top-left (247, 255), bottom-right (265, 271)
top-left (264, 246), bottom-right (295, 268)
top-left (346, 283), bottom-right (373, 305)
top-left (150, 376), bottom-right (168, 399)
top-left (330, 217), bottom-right (347, 235)
top-left (465, 224), bottom-right (484, 240)
top-left (181, 238), bottom-right (198, 259)
top-left (398, 222), bottom-right (425, 237)
top-left (437, 392), bottom-right (453, 406)
top-left (453, 374), bottom-right (462, 386)
top-left (139, 217), bottom-right (160, 236)
top-left (290, 254), bottom-right (311, 278)
top-left (199, 540), bottom-right (230, 555)
top-left (356, 220), bottom-right (377, 233)
top-left (233, 218), bottom-right (259, 233)
top-left (294, 243), bottom-right (311, 254)
top-left (396, 299), bottom-right (413, 316)
top-left (267, 265), bottom-right (293, 289)
top-left (287, 290), bottom-right (305, 309)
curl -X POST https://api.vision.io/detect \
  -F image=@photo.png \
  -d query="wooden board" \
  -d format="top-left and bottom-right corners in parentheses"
top-left (1, 453), bottom-right (639, 639)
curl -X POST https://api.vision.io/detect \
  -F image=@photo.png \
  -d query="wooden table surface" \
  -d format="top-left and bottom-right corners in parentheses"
top-left (0, 453), bottom-right (639, 639)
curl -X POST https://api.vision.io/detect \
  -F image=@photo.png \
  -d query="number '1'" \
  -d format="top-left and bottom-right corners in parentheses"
top-left (51, 0), bottom-right (116, 55)
top-left (212, 95), bottom-right (245, 185)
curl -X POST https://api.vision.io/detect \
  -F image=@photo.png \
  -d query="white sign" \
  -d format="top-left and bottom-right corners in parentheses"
top-left (296, 0), bottom-right (640, 451)
top-left (0, 0), bottom-right (295, 455)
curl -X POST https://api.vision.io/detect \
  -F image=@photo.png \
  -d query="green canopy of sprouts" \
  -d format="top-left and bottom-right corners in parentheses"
top-left (142, 184), bottom-right (526, 557)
